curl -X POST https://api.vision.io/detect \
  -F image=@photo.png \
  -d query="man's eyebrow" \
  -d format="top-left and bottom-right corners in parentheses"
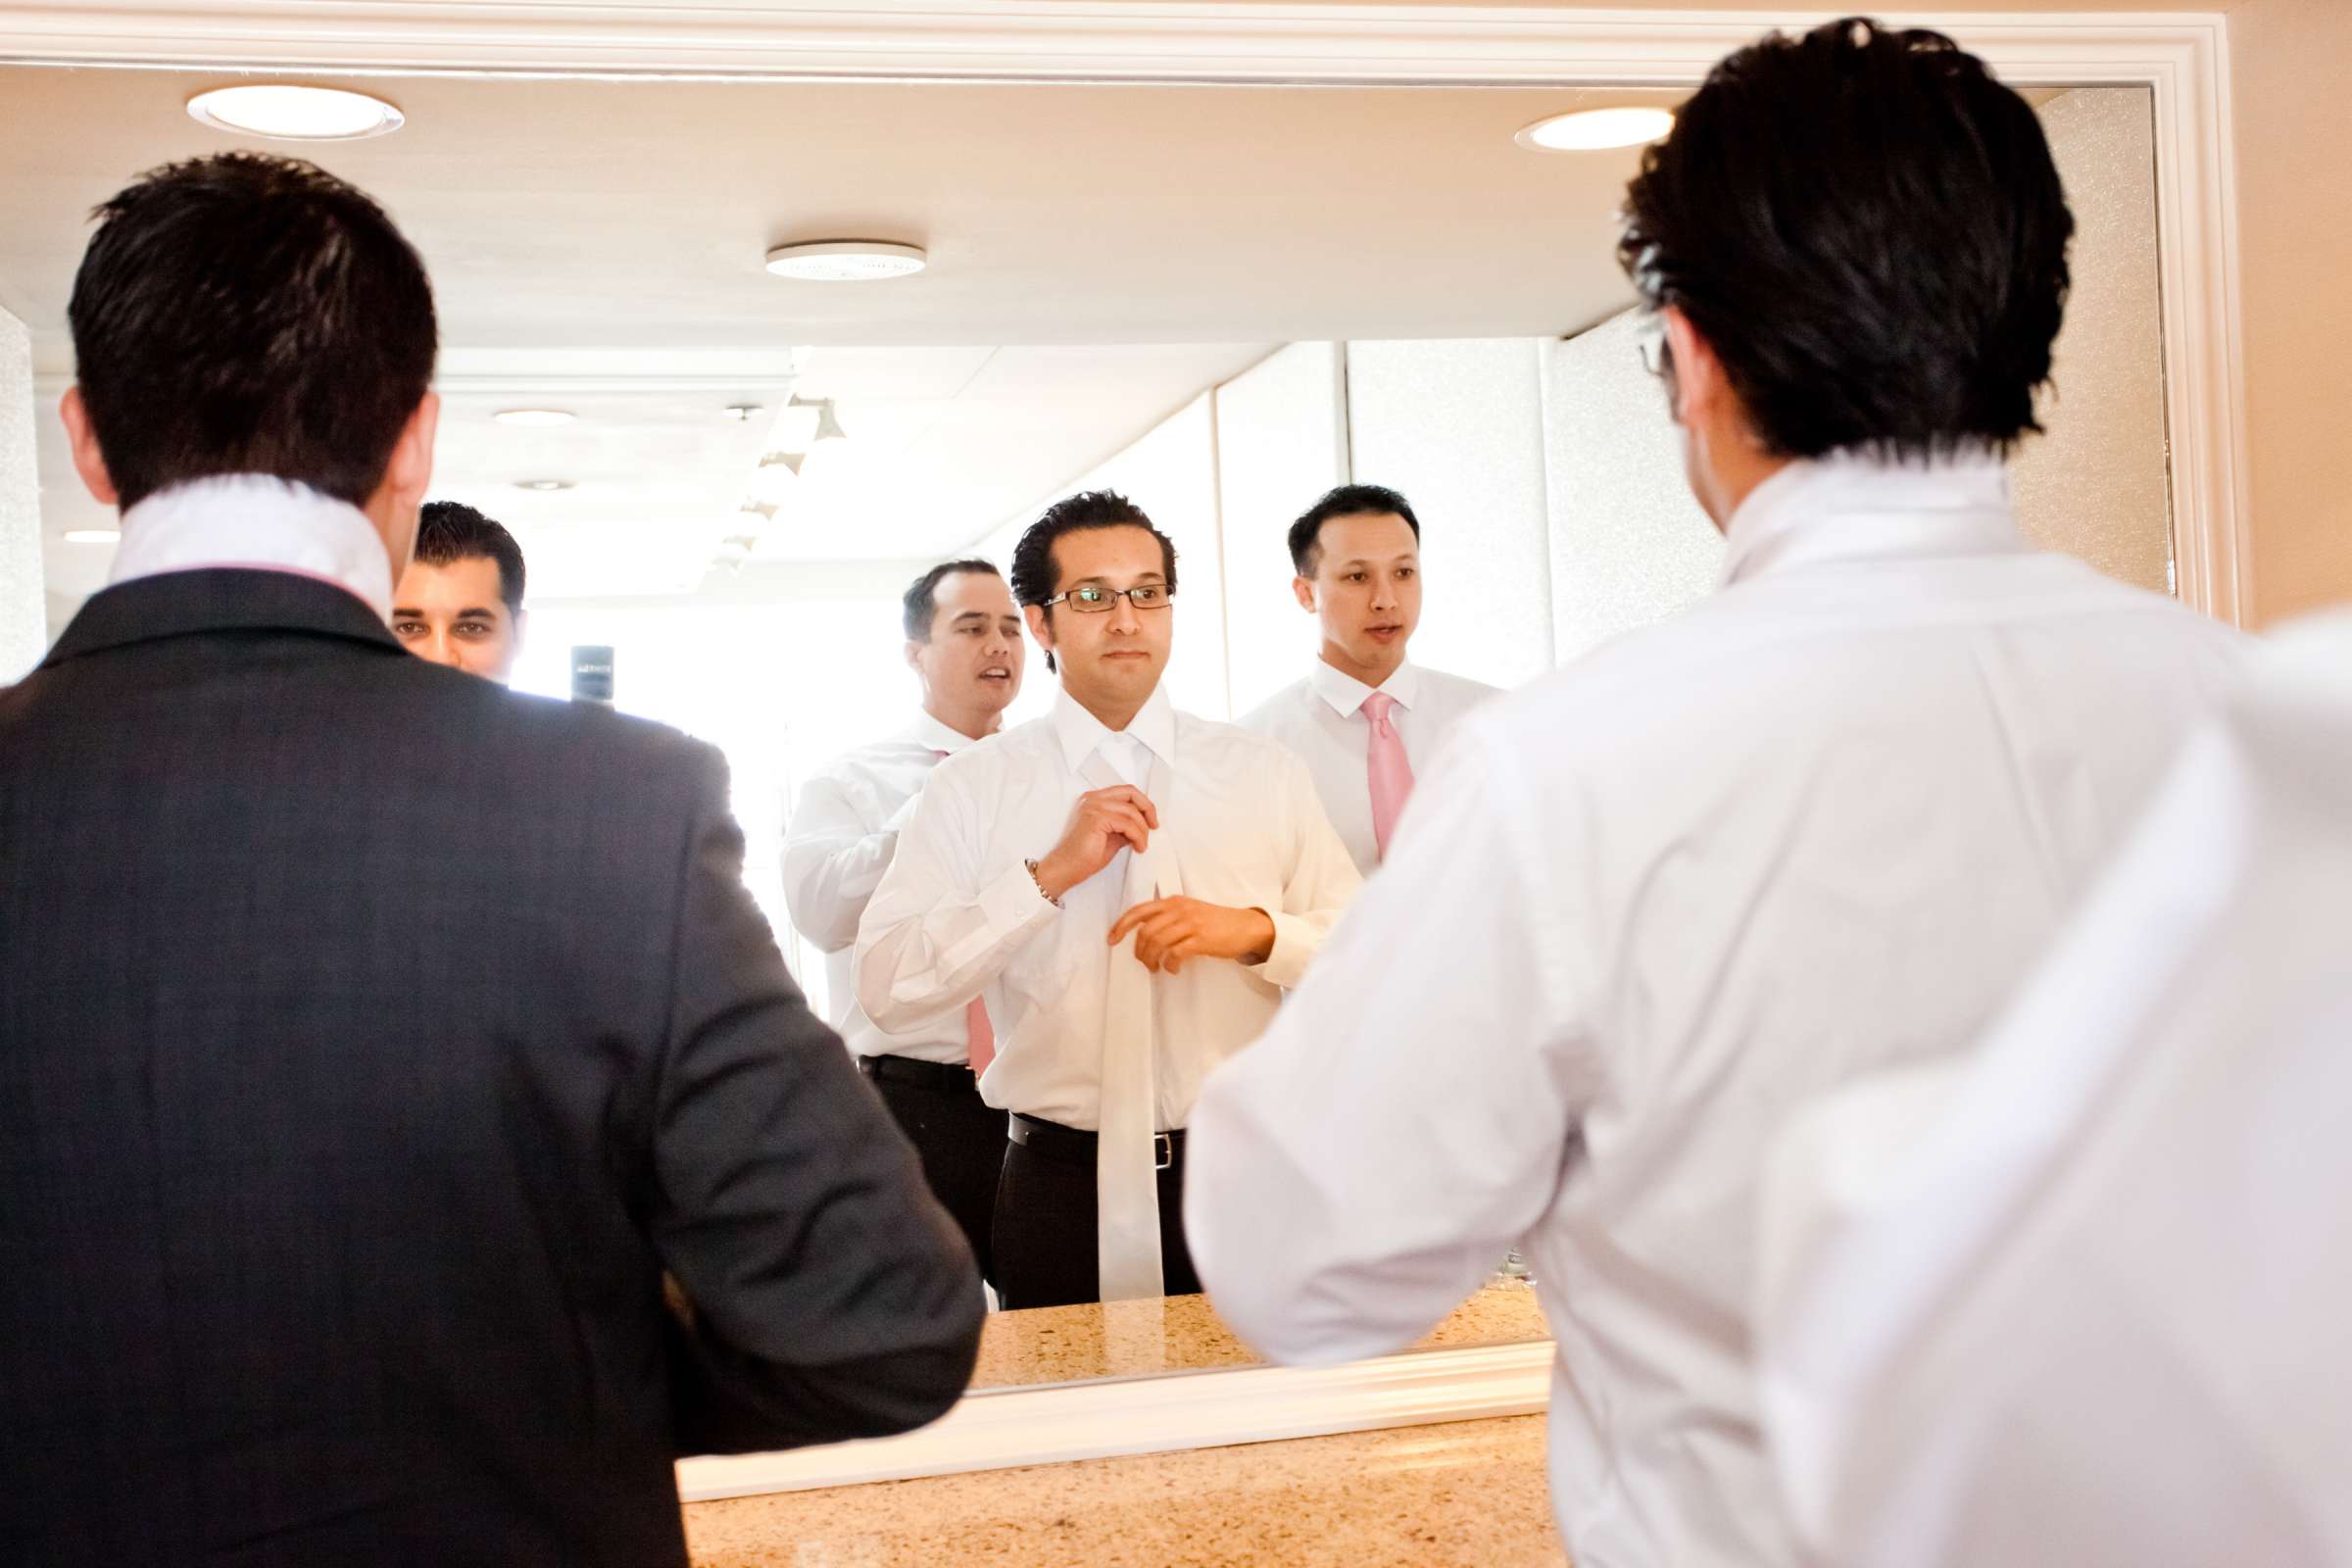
top-left (950, 610), bottom-right (988, 623)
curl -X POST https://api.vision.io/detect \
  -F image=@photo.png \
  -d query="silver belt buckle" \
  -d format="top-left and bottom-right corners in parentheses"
top-left (1153, 1132), bottom-right (1174, 1171)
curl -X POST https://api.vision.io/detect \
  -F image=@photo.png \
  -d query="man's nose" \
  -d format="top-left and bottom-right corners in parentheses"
top-left (1370, 576), bottom-right (1398, 610)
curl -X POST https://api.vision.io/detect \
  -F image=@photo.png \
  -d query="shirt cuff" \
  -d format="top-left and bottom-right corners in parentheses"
top-left (980, 858), bottom-right (1058, 935)
top-left (1252, 909), bottom-right (1317, 990)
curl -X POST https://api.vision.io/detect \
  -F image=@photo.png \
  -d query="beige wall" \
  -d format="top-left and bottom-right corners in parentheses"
top-left (0, 306), bottom-right (40, 680)
top-left (2232, 0), bottom-right (2352, 625)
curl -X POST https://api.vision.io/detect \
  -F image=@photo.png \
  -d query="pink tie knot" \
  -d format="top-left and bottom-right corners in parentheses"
top-left (1361, 691), bottom-right (1398, 731)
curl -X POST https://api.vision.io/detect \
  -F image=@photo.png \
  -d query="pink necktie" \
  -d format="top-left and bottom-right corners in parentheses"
top-left (1361, 691), bottom-right (1414, 861)
top-left (933, 745), bottom-right (997, 1076)
top-left (965, 998), bottom-right (996, 1078)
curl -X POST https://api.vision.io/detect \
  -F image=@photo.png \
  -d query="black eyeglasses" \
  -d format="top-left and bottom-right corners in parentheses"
top-left (1043, 584), bottom-right (1174, 613)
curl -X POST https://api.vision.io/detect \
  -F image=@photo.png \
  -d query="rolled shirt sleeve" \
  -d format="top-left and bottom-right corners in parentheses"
top-left (779, 772), bottom-right (899, 955)
top-left (1251, 749), bottom-right (1363, 991)
top-left (855, 762), bottom-right (1059, 1034)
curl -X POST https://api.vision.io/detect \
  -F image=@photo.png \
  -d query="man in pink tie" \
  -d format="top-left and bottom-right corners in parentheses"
top-left (1239, 484), bottom-right (1502, 874)
top-left (782, 559), bottom-right (1026, 1289)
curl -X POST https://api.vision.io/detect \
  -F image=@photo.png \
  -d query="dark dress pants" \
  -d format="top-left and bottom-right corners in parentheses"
top-left (992, 1116), bottom-right (1200, 1310)
top-left (859, 1055), bottom-right (1004, 1289)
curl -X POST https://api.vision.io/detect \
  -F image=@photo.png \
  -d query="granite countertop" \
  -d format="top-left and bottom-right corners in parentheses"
top-left (970, 1278), bottom-right (1546, 1390)
top-left (684, 1413), bottom-right (1566, 1567)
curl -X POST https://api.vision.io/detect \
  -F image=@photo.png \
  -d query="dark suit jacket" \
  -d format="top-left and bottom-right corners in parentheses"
top-left (0, 569), bottom-right (985, 1567)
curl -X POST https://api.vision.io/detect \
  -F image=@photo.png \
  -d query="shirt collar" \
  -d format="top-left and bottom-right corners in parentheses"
top-left (1052, 681), bottom-right (1178, 774)
top-left (1309, 658), bottom-right (1423, 718)
top-left (1719, 446), bottom-right (2021, 590)
top-left (908, 709), bottom-right (985, 757)
top-left (108, 474), bottom-right (395, 622)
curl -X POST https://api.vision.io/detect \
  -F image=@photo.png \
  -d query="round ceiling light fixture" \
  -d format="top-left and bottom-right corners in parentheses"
top-left (1514, 106), bottom-right (1676, 153)
top-left (515, 478), bottom-right (575, 493)
top-left (64, 528), bottom-right (122, 545)
top-left (187, 83), bottom-right (406, 142)
top-left (494, 409), bottom-right (575, 428)
top-left (763, 241), bottom-right (928, 282)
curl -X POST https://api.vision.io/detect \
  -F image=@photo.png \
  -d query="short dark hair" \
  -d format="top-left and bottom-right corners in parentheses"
top-left (1618, 16), bottom-right (2072, 461)
top-left (413, 501), bottom-right (526, 617)
top-left (1008, 490), bottom-right (1178, 673)
top-left (68, 152), bottom-right (438, 510)
top-left (902, 558), bottom-right (1002, 642)
top-left (1288, 483), bottom-right (1423, 575)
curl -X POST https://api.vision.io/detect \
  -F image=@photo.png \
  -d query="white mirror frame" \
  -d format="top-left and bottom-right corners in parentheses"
top-left (0, 1), bottom-right (2251, 1490)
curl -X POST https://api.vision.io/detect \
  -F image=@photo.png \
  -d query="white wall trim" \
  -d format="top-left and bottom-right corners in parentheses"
top-left (674, 1336), bottom-right (1554, 1501)
top-left (0, 4), bottom-right (2249, 624)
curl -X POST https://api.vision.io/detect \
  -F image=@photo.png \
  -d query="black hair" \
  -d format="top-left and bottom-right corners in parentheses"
top-left (413, 501), bottom-right (527, 617)
top-left (1287, 483), bottom-right (1423, 575)
top-left (902, 558), bottom-right (1003, 642)
top-left (1617, 16), bottom-right (2073, 461)
top-left (1007, 490), bottom-right (1178, 673)
top-left (67, 152), bottom-right (439, 511)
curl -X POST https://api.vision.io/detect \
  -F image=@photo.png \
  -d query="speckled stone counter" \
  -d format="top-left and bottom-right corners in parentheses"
top-left (684, 1414), bottom-right (1565, 1567)
top-left (971, 1279), bottom-right (1545, 1389)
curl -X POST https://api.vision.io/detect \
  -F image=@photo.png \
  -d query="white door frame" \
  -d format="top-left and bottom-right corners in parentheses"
top-left (0, 3), bottom-right (2251, 624)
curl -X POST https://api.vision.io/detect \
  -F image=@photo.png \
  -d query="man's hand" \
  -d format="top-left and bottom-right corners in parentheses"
top-left (1107, 898), bottom-right (1276, 974)
top-left (1033, 786), bottom-right (1158, 902)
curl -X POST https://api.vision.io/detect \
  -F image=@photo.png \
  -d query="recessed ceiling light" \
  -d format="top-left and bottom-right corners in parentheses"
top-left (494, 409), bottom-right (575, 428)
top-left (515, 479), bottom-right (574, 492)
top-left (763, 241), bottom-right (928, 282)
top-left (187, 84), bottom-right (406, 142)
top-left (1515, 107), bottom-right (1676, 153)
top-left (64, 528), bottom-right (121, 545)
top-left (721, 404), bottom-right (764, 422)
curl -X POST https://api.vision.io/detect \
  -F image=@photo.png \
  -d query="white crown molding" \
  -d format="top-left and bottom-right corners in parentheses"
top-left (674, 1336), bottom-right (1555, 1501)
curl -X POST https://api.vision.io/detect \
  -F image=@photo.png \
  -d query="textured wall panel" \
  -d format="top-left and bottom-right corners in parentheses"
top-left (1345, 337), bottom-right (1554, 689)
top-left (2012, 86), bottom-right (2173, 595)
top-left (0, 309), bottom-right (42, 681)
top-left (1541, 313), bottom-right (1725, 665)
top-left (1213, 342), bottom-right (1348, 718)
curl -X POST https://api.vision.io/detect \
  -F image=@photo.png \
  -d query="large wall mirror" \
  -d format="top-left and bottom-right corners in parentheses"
top-left (0, 0), bottom-right (2249, 1517)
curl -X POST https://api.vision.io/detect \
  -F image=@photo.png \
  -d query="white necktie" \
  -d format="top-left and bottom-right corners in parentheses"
top-left (1081, 742), bottom-right (1179, 1301)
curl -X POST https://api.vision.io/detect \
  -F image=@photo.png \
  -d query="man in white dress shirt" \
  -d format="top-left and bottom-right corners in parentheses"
top-left (858, 490), bottom-right (1359, 1309)
top-left (1239, 483), bottom-right (1500, 875)
top-left (1186, 20), bottom-right (2246, 1567)
top-left (782, 559), bottom-right (1025, 1285)
top-left (1755, 610), bottom-right (2352, 1568)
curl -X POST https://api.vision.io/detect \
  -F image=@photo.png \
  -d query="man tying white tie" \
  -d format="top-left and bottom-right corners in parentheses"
top-left (857, 490), bottom-right (1359, 1308)
top-left (1240, 484), bottom-right (1500, 873)
top-left (783, 559), bottom-right (1025, 1288)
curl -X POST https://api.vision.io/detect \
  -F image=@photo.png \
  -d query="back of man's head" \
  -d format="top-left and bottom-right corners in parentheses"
top-left (68, 152), bottom-right (438, 510)
top-left (1618, 16), bottom-right (2071, 461)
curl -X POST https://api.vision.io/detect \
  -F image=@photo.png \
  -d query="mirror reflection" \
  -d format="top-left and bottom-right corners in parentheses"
top-left (14, 71), bottom-right (2169, 1342)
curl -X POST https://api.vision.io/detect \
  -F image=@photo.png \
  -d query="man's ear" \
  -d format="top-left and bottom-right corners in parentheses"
top-left (904, 638), bottom-right (925, 673)
top-left (1023, 602), bottom-right (1054, 653)
top-left (58, 386), bottom-right (119, 508)
top-left (1662, 306), bottom-right (1719, 430)
top-left (512, 607), bottom-right (528, 655)
top-left (1292, 575), bottom-right (1317, 613)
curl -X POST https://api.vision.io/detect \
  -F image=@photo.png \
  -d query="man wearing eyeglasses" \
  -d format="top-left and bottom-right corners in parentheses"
top-left (856, 489), bottom-right (1359, 1309)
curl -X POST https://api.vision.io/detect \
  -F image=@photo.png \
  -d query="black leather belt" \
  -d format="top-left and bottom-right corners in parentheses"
top-left (1008, 1111), bottom-right (1183, 1171)
top-left (857, 1054), bottom-right (975, 1093)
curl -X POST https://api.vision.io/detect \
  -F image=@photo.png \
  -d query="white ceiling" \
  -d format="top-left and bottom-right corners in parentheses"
top-left (3, 67), bottom-right (1689, 610)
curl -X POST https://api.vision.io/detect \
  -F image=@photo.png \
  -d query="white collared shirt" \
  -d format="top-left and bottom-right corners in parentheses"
top-left (1238, 660), bottom-right (1502, 874)
top-left (1186, 449), bottom-right (2247, 1568)
top-left (1754, 611), bottom-right (2352, 1568)
top-left (108, 473), bottom-right (395, 621)
top-left (781, 710), bottom-right (988, 1064)
top-left (855, 683), bottom-right (1360, 1131)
